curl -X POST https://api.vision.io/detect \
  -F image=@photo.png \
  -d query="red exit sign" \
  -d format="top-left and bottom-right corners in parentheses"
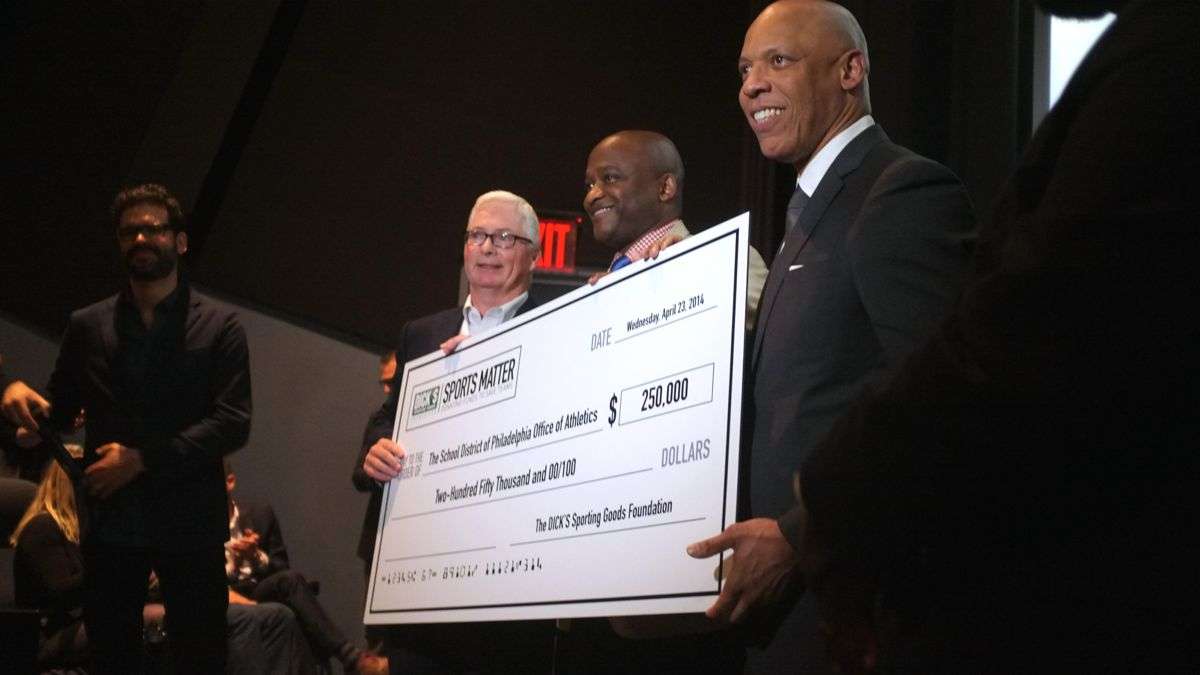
top-left (536, 217), bottom-right (580, 273)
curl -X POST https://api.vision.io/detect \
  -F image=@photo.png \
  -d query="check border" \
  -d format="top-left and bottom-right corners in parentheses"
top-left (368, 226), bottom-right (744, 617)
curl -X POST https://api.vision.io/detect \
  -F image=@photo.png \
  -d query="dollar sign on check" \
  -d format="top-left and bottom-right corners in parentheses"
top-left (608, 394), bottom-right (618, 426)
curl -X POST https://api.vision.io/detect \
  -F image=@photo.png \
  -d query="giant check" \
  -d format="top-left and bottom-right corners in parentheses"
top-left (365, 213), bottom-right (749, 624)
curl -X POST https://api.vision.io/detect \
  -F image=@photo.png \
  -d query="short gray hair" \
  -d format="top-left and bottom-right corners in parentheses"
top-left (468, 190), bottom-right (540, 247)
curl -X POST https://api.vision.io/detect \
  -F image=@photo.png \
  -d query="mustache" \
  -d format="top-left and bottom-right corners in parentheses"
top-left (126, 245), bottom-right (160, 257)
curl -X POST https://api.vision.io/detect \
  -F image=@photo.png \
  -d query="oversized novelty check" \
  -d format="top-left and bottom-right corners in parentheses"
top-left (365, 213), bottom-right (749, 624)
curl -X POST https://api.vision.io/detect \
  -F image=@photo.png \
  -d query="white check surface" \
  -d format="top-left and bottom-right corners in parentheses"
top-left (365, 214), bottom-right (749, 624)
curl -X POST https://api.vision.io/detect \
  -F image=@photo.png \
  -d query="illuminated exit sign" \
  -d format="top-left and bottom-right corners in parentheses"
top-left (536, 217), bottom-right (581, 273)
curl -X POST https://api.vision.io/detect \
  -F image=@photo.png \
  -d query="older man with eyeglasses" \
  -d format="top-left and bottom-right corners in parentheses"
top-left (353, 189), bottom-right (554, 674)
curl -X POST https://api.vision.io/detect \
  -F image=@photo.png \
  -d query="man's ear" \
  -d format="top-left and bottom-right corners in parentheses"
top-left (658, 174), bottom-right (678, 202)
top-left (175, 231), bottom-right (189, 255)
top-left (840, 50), bottom-right (867, 92)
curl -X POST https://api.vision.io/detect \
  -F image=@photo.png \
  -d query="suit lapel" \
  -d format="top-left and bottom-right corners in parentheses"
top-left (439, 307), bottom-right (463, 340)
top-left (750, 125), bottom-right (889, 370)
top-left (101, 298), bottom-right (121, 363)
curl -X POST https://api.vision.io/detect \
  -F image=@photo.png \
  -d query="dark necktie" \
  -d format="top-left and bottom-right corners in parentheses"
top-left (609, 254), bottom-right (632, 272)
top-left (785, 186), bottom-right (810, 235)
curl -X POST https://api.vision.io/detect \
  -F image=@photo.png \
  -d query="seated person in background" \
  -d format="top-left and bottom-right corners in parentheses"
top-left (148, 570), bottom-right (320, 675)
top-left (224, 461), bottom-right (385, 675)
top-left (12, 451), bottom-right (319, 674)
top-left (10, 454), bottom-right (89, 671)
top-left (226, 602), bottom-right (319, 675)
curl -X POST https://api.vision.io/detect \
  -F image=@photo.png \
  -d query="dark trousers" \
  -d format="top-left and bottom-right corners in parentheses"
top-left (245, 569), bottom-right (352, 666)
top-left (82, 542), bottom-right (228, 675)
top-left (227, 602), bottom-right (320, 675)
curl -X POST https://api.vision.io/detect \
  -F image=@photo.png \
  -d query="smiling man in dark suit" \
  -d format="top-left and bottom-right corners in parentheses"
top-left (353, 190), bottom-right (553, 674)
top-left (684, 1), bottom-right (976, 671)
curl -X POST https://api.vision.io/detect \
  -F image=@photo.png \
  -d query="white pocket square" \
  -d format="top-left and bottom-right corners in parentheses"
top-left (788, 264), bottom-right (804, 271)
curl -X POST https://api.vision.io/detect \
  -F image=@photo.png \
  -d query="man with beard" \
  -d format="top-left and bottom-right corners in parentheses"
top-left (701, 0), bottom-right (1199, 671)
top-left (12, 183), bottom-right (252, 673)
top-left (355, 190), bottom-right (554, 674)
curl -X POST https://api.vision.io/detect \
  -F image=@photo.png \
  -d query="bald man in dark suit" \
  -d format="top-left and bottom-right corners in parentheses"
top-left (686, 2), bottom-right (976, 672)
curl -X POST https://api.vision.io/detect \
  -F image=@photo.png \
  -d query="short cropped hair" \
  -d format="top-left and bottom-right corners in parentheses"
top-left (469, 190), bottom-right (540, 247)
top-left (111, 183), bottom-right (186, 232)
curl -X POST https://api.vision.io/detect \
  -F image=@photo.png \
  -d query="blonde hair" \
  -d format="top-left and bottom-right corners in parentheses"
top-left (8, 460), bottom-right (80, 547)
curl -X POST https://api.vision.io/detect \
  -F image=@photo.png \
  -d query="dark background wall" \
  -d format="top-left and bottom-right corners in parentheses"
top-left (3, 0), bottom-right (1033, 346)
top-left (1, 0), bottom-right (1036, 657)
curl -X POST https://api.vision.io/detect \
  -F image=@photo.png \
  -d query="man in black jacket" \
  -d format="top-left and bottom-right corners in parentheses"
top-left (17, 184), bottom-right (252, 674)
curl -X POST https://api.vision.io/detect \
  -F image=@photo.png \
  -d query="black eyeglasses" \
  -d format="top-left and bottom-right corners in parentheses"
top-left (464, 229), bottom-right (533, 249)
top-left (118, 223), bottom-right (173, 241)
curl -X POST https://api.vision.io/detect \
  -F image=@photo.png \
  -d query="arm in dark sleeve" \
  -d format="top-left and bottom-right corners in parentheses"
top-left (256, 504), bottom-right (290, 575)
top-left (45, 316), bottom-right (87, 433)
top-left (143, 313), bottom-right (252, 477)
top-left (352, 322), bottom-right (414, 493)
top-left (847, 155), bottom-right (977, 367)
top-left (16, 514), bottom-right (84, 612)
top-left (352, 384), bottom-right (401, 493)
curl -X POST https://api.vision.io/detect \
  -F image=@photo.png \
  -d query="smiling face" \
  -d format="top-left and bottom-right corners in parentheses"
top-left (117, 202), bottom-right (187, 281)
top-left (738, 1), bottom-right (867, 169)
top-left (583, 135), bottom-right (671, 250)
top-left (462, 199), bottom-right (537, 301)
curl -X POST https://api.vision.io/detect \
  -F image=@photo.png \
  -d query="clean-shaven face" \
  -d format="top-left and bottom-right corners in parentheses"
top-left (463, 200), bottom-right (536, 298)
top-left (738, 3), bottom-right (847, 167)
top-left (583, 137), bottom-right (665, 250)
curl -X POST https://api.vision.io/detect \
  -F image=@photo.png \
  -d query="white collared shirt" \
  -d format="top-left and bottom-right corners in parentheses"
top-left (796, 115), bottom-right (876, 198)
top-left (460, 291), bottom-right (529, 337)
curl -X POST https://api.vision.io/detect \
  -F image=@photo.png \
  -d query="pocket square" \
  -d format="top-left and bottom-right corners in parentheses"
top-left (788, 264), bottom-right (804, 271)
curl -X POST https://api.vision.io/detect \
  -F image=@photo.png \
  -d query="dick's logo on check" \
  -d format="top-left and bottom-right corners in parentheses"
top-left (406, 346), bottom-right (523, 430)
top-left (411, 386), bottom-right (441, 417)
